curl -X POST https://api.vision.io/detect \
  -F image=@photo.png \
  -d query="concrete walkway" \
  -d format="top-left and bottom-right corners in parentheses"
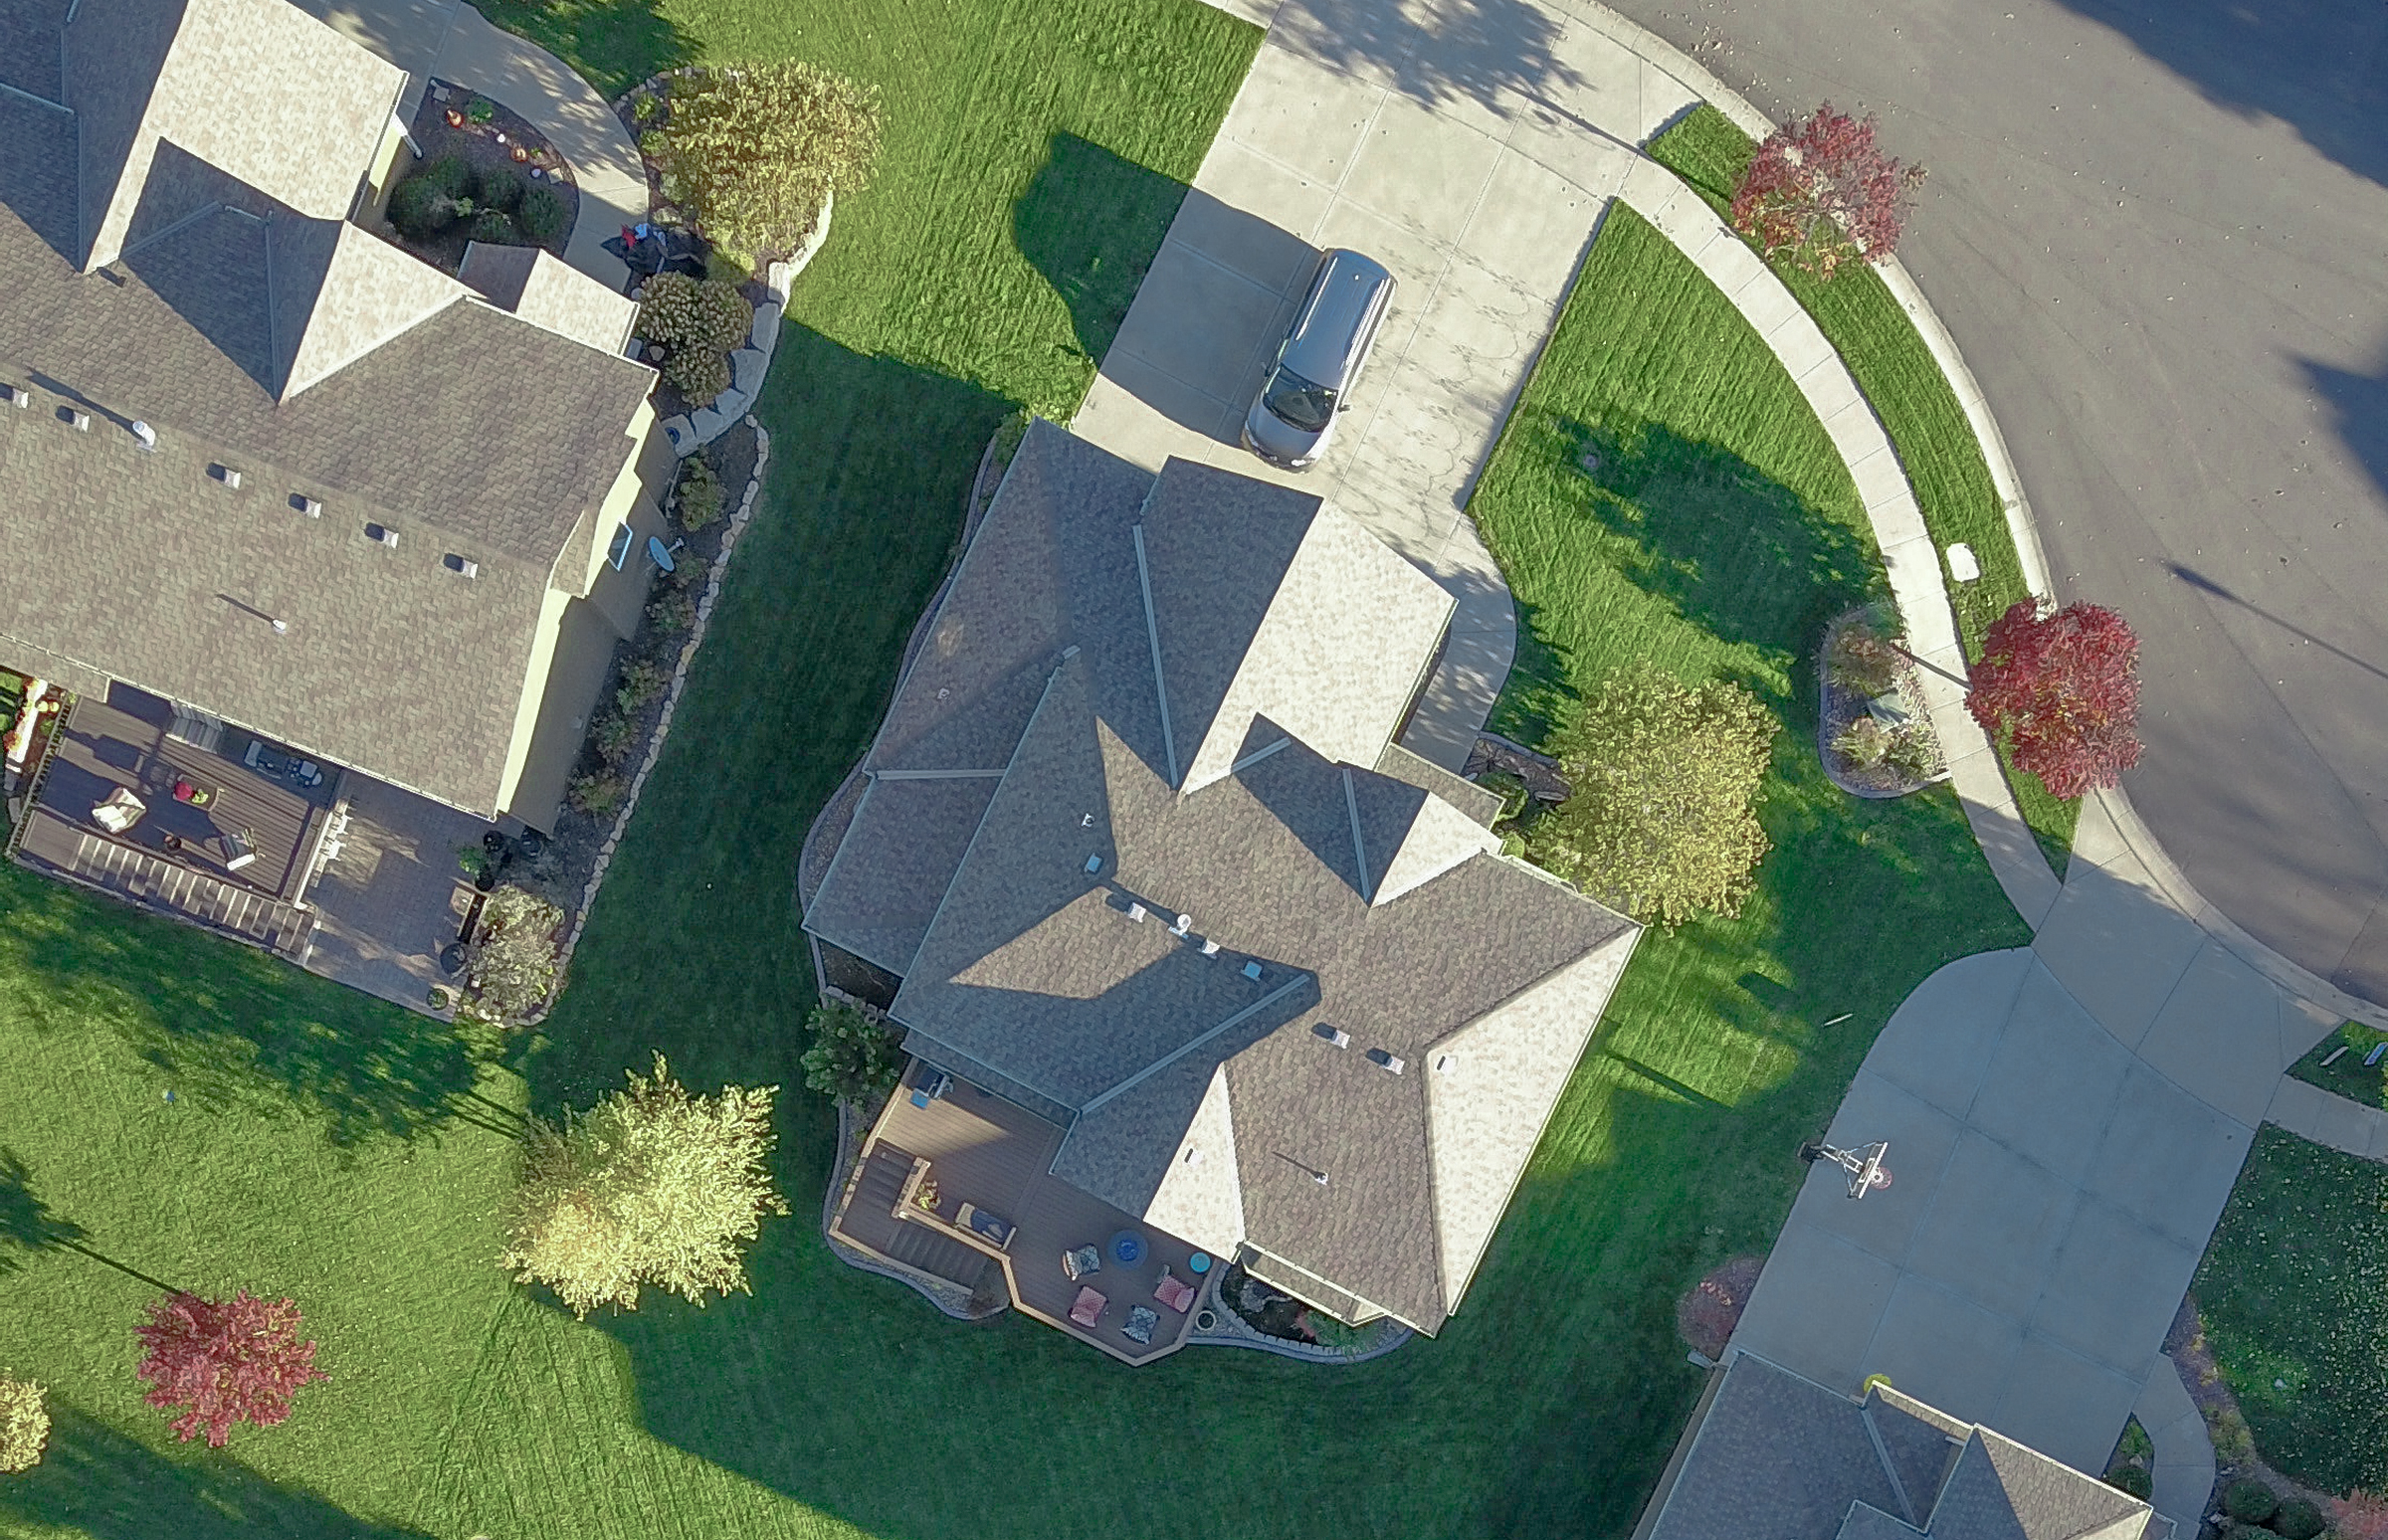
top-left (299, 0), bottom-right (646, 289)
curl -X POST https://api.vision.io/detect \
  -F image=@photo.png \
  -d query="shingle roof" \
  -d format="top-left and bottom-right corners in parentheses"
top-left (808, 419), bottom-right (1641, 1331)
top-left (0, 0), bottom-right (657, 814)
top-left (1641, 1354), bottom-right (2163, 1540)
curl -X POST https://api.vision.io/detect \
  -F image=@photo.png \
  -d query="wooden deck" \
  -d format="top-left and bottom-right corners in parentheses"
top-left (13, 687), bottom-right (330, 951)
top-left (831, 1061), bottom-right (1213, 1365)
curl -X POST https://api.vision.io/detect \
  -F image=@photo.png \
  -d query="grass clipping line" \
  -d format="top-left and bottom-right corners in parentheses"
top-left (502, 1054), bottom-right (789, 1319)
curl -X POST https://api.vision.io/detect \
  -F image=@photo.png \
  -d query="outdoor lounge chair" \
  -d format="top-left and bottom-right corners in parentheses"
top-left (1153, 1269), bottom-right (1198, 1314)
top-left (1062, 1244), bottom-right (1100, 1280)
top-left (1069, 1285), bottom-right (1106, 1329)
top-left (1122, 1305), bottom-right (1159, 1345)
top-left (91, 788), bottom-right (145, 834)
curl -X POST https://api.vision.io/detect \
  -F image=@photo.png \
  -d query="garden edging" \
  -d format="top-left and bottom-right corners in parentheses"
top-left (657, 221), bottom-right (826, 457)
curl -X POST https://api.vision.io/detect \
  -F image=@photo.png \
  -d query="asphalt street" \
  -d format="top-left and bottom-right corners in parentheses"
top-left (1600, 0), bottom-right (2388, 1000)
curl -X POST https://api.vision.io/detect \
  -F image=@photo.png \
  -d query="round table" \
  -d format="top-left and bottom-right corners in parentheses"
top-left (1109, 1230), bottom-right (1145, 1266)
top-left (1188, 1251), bottom-right (1212, 1275)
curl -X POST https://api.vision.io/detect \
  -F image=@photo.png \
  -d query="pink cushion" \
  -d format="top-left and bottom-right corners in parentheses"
top-left (1069, 1286), bottom-right (1106, 1327)
top-left (1154, 1273), bottom-right (1197, 1313)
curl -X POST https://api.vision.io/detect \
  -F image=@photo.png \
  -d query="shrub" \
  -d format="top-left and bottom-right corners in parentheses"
top-left (800, 1000), bottom-right (906, 1104)
top-left (1730, 102), bottom-right (1923, 279)
top-left (1885, 723), bottom-right (1938, 781)
top-left (676, 456), bottom-right (724, 530)
top-left (465, 96), bottom-right (495, 125)
top-left (500, 1054), bottom-right (789, 1317)
top-left (0, 1372), bottom-right (47, 1472)
top-left (2224, 1480), bottom-right (2280, 1524)
top-left (637, 274), bottom-right (752, 353)
top-left (420, 153), bottom-right (472, 198)
top-left (463, 884), bottom-right (562, 1028)
top-left (2337, 1492), bottom-right (2388, 1540)
top-left (474, 162), bottom-right (523, 211)
top-left (388, 175), bottom-right (453, 238)
top-left (663, 346), bottom-right (732, 406)
top-left (2101, 1464), bottom-right (2151, 1500)
top-left (593, 710), bottom-right (640, 766)
top-left (1965, 598), bottom-right (2143, 798)
top-left (134, 1291), bottom-right (326, 1447)
top-left (568, 770), bottom-right (626, 819)
top-left (1833, 715), bottom-right (1892, 770)
top-left (647, 587), bottom-right (697, 634)
top-left (468, 208), bottom-right (516, 245)
top-left (646, 60), bottom-right (881, 255)
top-left (1531, 665), bottom-right (1776, 926)
top-left (617, 660), bottom-right (670, 712)
top-left (518, 185), bottom-right (569, 244)
top-left (2273, 1497), bottom-right (2325, 1540)
top-left (631, 91), bottom-right (659, 123)
top-left (1828, 626), bottom-right (1901, 695)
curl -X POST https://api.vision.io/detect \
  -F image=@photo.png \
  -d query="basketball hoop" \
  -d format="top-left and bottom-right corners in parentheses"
top-left (1799, 1139), bottom-right (1892, 1200)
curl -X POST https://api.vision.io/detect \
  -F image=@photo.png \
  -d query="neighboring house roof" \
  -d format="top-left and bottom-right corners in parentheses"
top-left (806, 420), bottom-right (1642, 1332)
top-left (1639, 1353), bottom-right (2166, 1540)
top-left (0, 0), bottom-right (656, 816)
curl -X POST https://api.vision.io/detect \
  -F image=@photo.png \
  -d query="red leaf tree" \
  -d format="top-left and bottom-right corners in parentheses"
top-left (1730, 103), bottom-right (1924, 279)
top-left (1965, 599), bottom-right (2144, 799)
top-left (133, 1290), bottom-right (327, 1447)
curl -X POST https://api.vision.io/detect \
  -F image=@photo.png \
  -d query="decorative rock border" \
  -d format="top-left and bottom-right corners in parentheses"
top-left (530, 423), bottom-right (773, 1018)
top-left (1182, 1274), bottom-right (1414, 1364)
top-left (658, 221), bottom-right (827, 457)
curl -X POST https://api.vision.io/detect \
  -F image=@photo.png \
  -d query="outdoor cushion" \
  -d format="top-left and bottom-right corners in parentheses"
top-left (1062, 1244), bottom-right (1100, 1280)
top-left (1153, 1271), bottom-right (1197, 1314)
top-left (1069, 1286), bottom-right (1106, 1328)
top-left (1122, 1305), bottom-right (1158, 1345)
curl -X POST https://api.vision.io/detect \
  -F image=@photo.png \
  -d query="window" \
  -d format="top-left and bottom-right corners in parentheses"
top-left (607, 522), bottom-right (634, 571)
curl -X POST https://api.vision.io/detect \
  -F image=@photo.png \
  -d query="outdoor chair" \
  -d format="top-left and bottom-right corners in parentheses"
top-left (92, 787), bottom-right (145, 834)
top-left (1069, 1286), bottom-right (1106, 1329)
top-left (955, 1204), bottom-right (1014, 1250)
top-left (1122, 1305), bottom-right (1158, 1345)
top-left (1062, 1244), bottom-right (1100, 1280)
top-left (1153, 1269), bottom-right (1198, 1314)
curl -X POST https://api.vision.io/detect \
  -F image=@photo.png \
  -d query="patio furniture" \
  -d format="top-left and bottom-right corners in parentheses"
top-left (1188, 1251), bottom-right (1212, 1275)
top-left (92, 787), bottom-right (145, 834)
top-left (1153, 1269), bottom-right (1197, 1314)
top-left (908, 1070), bottom-right (951, 1109)
top-left (222, 830), bottom-right (257, 871)
top-left (170, 777), bottom-right (212, 807)
top-left (1062, 1245), bottom-right (1100, 1281)
top-left (1121, 1305), bottom-right (1159, 1345)
top-left (1109, 1230), bottom-right (1145, 1266)
top-left (955, 1204), bottom-right (1014, 1250)
top-left (1068, 1285), bottom-right (1106, 1329)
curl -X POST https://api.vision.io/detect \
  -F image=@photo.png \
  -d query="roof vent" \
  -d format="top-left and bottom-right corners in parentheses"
top-left (1365, 1049), bottom-right (1406, 1074)
top-left (1200, 938), bottom-right (1220, 956)
top-left (291, 494), bottom-right (322, 517)
top-left (1435, 1054), bottom-right (1456, 1074)
top-left (130, 420), bottom-right (156, 451)
top-left (1181, 1147), bottom-right (1202, 1166)
top-left (1171, 912), bottom-right (1192, 936)
top-left (364, 522), bottom-right (399, 547)
top-left (1312, 1024), bottom-right (1350, 1048)
top-left (67, 410), bottom-right (91, 432)
top-left (1241, 961), bottom-right (1263, 981)
top-left (1084, 855), bottom-right (1101, 874)
top-left (1126, 902), bottom-right (1147, 923)
top-left (0, 384), bottom-right (23, 406)
top-left (207, 463), bottom-right (240, 487)
top-left (442, 553), bottom-right (480, 578)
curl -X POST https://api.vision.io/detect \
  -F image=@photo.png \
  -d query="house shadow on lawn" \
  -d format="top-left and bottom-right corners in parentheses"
top-left (0, 1405), bottom-right (436, 1540)
top-left (1013, 132), bottom-right (1196, 370)
top-left (0, 865), bottom-right (489, 1147)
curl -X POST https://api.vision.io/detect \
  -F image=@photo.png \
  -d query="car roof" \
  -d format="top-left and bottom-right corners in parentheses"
top-left (1282, 249), bottom-right (1394, 384)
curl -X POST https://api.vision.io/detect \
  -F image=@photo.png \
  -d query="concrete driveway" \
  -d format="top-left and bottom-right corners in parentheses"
top-left (1598, 0), bottom-right (2388, 1004)
top-left (1075, 0), bottom-right (1703, 767)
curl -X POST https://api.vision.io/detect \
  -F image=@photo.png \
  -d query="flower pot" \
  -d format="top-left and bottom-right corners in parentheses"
top-left (445, 108), bottom-right (463, 127)
top-left (510, 145), bottom-right (528, 162)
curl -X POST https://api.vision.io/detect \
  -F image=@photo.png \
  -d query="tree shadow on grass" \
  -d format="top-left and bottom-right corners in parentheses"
top-left (1012, 132), bottom-right (1197, 370)
top-left (0, 1405), bottom-right (436, 1540)
top-left (0, 865), bottom-right (489, 1147)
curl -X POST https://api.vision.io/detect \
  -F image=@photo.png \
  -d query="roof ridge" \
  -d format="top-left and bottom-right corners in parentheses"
top-left (1861, 1399), bottom-right (1921, 1525)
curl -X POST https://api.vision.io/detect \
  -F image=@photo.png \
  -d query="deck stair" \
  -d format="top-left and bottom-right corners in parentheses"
top-left (68, 834), bottom-right (313, 956)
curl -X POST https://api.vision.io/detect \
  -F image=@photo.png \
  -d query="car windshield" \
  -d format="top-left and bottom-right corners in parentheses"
top-left (1263, 365), bottom-right (1337, 433)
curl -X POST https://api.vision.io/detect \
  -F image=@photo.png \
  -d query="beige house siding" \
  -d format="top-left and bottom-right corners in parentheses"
top-left (501, 596), bottom-right (621, 830)
top-left (583, 408), bottom-right (674, 638)
top-left (358, 111), bottom-right (415, 225)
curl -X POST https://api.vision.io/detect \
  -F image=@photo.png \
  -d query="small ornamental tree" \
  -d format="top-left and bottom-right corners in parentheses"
top-left (0, 1371), bottom-right (48, 1471)
top-left (1964, 599), bottom-right (2143, 799)
top-left (133, 1291), bottom-right (326, 1447)
top-left (645, 61), bottom-right (882, 257)
top-left (501, 1054), bottom-right (788, 1318)
top-left (1531, 666), bottom-right (1777, 926)
top-left (1730, 102), bottom-right (1924, 280)
top-left (800, 1000), bottom-right (906, 1105)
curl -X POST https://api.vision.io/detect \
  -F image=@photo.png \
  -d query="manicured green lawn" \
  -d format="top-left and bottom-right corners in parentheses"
top-left (2288, 1021), bottom-right (2388, 1109)
top-left (0, 25), bottom-right (2027, 1540)
top-left (1646, 106), bottom-right (2080, 877)
top-left (2193, 1124), bottom-right (2388, 1495)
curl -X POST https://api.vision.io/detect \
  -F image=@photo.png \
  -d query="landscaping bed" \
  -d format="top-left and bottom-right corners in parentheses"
top-left (383, 83), bottom-right (577, 273)
top-left (1646, 105), bottom-right (2080, 876)
top-left (1817, 605), bottom-right (1942, 797)
top-left (2287, 1020), bottom-right (2388, 1109)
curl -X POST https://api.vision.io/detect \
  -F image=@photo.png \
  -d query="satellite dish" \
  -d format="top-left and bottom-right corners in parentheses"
top-left (647, 535), bottom-right (676, 572)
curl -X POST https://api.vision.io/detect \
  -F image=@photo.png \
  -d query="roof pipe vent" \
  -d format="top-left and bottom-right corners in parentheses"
top-left (292, 494), bottom-right (322, 517)
top-left (207, 463), bottom-right (241, 488)
top-left (1171, 912), bottom-right (1192, 936)
top-left (1365, 1049), bottom-right (1406, 1075)
top-left (68, 410), bottom-right (91, 432)
top-left (130, 420), bottom-right (156, 451)
top-left (1312, 1025), bottom-right (1350, 1049)
top-left (0, 384), bottom-right (24, 407)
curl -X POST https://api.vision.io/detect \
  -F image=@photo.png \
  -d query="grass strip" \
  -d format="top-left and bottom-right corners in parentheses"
top-left (2288, 1020), bottom-right (2388, 1109)
top-left (1647, 105), bottom-right (2079, 877)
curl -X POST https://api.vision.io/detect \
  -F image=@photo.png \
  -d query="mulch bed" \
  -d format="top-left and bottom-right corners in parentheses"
top-left (381, 82), bottom-right (579, 276)
top-left (1818, 605), bottom-right (1941, 799)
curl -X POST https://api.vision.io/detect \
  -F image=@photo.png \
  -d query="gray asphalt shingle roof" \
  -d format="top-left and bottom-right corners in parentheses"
top-left (807, 419), bottom-right (1641, 1331)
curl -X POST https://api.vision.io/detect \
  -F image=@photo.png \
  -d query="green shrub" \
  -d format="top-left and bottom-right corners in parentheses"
top-left (420, 153), bottom-right (472, 197)
top-left (593, 711), bottom-right (640, 766)
top-left (388, 175), bottom-right (453, 238)
top-left (2225, 1480), bottom-right (2280, 1524)
top-left (631, 91), bottom-right (660, 123)
top-left (663, 346), bottom-right (732, 407)
top-left (617, 660), bottom-right (670, 712)
top-left (1885, 723), bottom-right (1938, 780)
top-left (462, 884), bottom-right (562, 1028)
top-left (1833, 716), bottom-right (1892, 770)
top-left (475, 162), bottom-right (523, 211)
top-left (466, 96), bottom-right (495, 125)
top-left (799, 1000), bottom-right (905, 1104)
top-left (645, 61), bottom-right (881, 255)
top-left (2272, 1498), bottom-right (2324, 1540)
top-left (638, 274), bottom-right (752, 352)
top-left (468, 208), bottom-right (517, 245)
top-left (2101, 1464), bottom-right (2151, 1500)
top-left (1828, 626), bottom-right (1901, 695)
top-left (676, 457), bottom-right (724, 530)
top-left (518, 185), bottom-right (569, 245)
top-left (567, 771), bottom-right (626, 820)
top-left (1530, 665), bottom-right (1776, 926)
top-left (647, 587), bottom-right (697, 635)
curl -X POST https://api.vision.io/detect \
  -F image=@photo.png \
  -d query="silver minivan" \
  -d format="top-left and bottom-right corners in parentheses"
top-left (1241, 249), bottom-right (1395, 471)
